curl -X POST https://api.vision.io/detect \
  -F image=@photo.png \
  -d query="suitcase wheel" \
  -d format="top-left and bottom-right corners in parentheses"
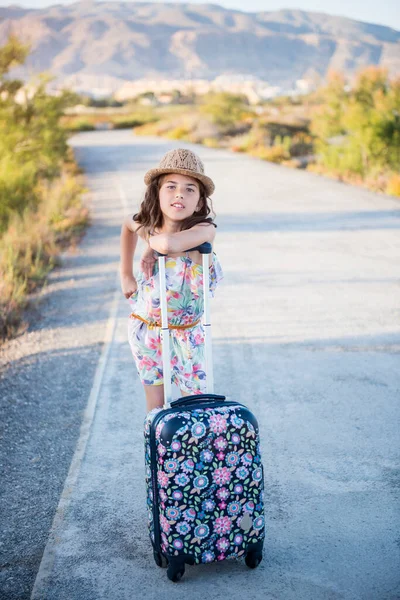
top-left (245, 541), bottom-right (263, 569)
top-left (153, 550), bottom-right (168, 568)
top-left (167, 560), bottom-right (185, 582)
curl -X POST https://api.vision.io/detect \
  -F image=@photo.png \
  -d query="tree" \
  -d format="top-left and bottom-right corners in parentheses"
top-left (309, 66), bottom-right (400, 177)
top-left (342, 68), bottom-right (400, 173)
top-left (309, 70), bottom-right (348, 140)
top-left (0, 34), bottom-right (29, 92)
top-left (0, 34), bottom-right (78, 232)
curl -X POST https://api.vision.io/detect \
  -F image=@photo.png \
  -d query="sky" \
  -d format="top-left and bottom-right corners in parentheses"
top-left (0, 0), bottom-right (399, 31)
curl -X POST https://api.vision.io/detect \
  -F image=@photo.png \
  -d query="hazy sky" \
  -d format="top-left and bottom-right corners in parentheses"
top-left (0, 0), bottom-right (399, 31)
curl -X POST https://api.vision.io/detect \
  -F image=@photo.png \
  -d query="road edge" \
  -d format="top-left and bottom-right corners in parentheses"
top-left (30, 273), bottom-right (121, 600)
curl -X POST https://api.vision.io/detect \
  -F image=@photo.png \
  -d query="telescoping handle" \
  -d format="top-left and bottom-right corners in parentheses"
top-left (155, 242), bottom-right (214, 408)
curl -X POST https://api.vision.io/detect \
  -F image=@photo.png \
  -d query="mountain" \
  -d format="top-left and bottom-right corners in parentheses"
top-left (0, 1), bottom-right (399, 90)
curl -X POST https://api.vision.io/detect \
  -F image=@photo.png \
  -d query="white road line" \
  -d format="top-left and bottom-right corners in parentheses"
top-left (117, 180), bottom-right (129, 211)
top-left (30, 276), bottom-right (120, 599)
top-left (31, 179), bottom-right (127, 599)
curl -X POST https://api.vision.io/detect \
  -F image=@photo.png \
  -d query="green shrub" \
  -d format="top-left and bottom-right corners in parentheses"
top-left (165, 126), bottom-right (190, 140)
top-left (0, 34), bottom-right (90, 340)
top-left (250, 145), bottom-right (290, 163)
top-left (310, 67), bottom-right (400, 178)
top-left (64, 118), bottom-right (96, 132)
top-left (202, 137), bottom-right (220, 148)
top-left (200, 92), bottom-right (249, 131)
top-left (0, 159), bottom-right (38, 233)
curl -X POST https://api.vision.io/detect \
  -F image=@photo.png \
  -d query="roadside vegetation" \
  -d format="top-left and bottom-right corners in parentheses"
top-left (61, 104), bottom-right (159, 132)
top-left (307, 68), bottom-right (400, 195)
top-left (130, 68), bottom-right (400, 198)
top-left (0, 35), bottom-right (89, 342)
top-left (63, 67), bottom-right (399, 197)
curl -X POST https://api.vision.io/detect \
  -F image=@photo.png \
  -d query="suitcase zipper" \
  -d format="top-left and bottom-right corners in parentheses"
top-left (149, 401), bottom-right (244, 554)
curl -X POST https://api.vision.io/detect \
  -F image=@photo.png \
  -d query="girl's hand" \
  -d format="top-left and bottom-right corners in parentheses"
top-left (140, 245), bottom-right (157, 280)
top-left (121, 274), bottom-right (138, 299)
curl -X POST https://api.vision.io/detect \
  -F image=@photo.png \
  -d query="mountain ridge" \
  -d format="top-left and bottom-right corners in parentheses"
top-left (0, 2), bottom-right (399, 91)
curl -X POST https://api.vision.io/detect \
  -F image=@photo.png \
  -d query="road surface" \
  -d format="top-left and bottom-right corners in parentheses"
top-left (1, 129), bottom-right (399, 600)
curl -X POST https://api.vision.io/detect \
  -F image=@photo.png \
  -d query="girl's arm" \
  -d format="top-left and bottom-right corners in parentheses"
top-left (148, 223), bottom-right (216, 255)
top-left (120, 214), bottom-right (143, 298)
top-left (120, 214), bottom-right (140, 276)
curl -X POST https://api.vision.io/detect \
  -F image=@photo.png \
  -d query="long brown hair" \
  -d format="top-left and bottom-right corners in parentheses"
top-left (133, 173), bottom-right (217, 239)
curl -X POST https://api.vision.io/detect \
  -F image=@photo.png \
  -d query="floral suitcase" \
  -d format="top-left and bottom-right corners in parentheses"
top-left (143, 243), bottom-right (265, 582)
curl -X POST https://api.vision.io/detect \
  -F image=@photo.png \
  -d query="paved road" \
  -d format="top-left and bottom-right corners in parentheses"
top-left (1, 130), bottom-right (400, 600)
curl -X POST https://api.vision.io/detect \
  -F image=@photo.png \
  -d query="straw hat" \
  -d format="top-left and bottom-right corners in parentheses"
top-left (144, 148), bottom-right (215, 196)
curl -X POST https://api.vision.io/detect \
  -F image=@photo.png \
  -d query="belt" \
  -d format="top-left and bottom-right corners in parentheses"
top-left (129, 313), bottom-right (201, 330)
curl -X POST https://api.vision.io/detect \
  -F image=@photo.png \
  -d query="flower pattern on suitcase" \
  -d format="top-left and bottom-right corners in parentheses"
top-left (144, 404), bottom-right (265, 564)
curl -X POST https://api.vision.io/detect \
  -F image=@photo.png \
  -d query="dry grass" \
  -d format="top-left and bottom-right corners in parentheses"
top-left (0, 158), bottom-right (89, 342)
top-left (386, 173), bottom-right (400, 197)
top-left (306, 163), bottom-right (400, 197)
top-left (249, 145), bottom-right (291, 163)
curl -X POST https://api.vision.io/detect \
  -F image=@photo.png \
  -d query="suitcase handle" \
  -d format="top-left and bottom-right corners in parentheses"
top-left (170, 393), bottom-right (226, 407)
top-left (155, 241), bottom-right (212, 257)
top-left (157, 240), bottom-right (215, 407)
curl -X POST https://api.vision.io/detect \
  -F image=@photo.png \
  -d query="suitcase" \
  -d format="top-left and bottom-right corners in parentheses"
top-left (143, 242), bottom-right (265, 582)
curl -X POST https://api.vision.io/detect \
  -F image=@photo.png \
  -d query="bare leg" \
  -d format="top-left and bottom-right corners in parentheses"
top-left (144, 384), bottom-right (164, 413)
top-left (144, 385), bottom-right (197, 412)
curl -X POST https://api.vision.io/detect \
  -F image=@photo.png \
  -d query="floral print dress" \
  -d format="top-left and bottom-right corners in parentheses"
top-left (127, 252), bottom-right (223, 394)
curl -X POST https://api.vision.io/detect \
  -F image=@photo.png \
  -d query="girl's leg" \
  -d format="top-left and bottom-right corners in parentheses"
top-left (144, 384), bottom-right (164, 412)
top-left (144, 383), bottom-right (193, 413)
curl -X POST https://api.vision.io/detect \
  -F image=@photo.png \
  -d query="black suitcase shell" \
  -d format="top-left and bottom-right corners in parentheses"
top-left (144, 396), bottom-right (265, 572)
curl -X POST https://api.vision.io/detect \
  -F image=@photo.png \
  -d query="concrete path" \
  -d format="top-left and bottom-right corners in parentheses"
top-left (30, 130), bottom-right (400, 600)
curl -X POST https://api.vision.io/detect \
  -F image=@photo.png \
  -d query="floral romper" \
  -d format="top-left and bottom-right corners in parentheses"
top-left (127, 252), bottom-right (223, 394)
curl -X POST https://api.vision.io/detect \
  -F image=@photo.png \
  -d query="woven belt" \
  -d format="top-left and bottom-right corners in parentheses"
top-left (129, 313), bottom-right (201, 330)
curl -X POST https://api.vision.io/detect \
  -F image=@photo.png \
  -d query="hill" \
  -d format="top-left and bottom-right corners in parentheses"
top-left (0, 2), bottom-right (399, 91)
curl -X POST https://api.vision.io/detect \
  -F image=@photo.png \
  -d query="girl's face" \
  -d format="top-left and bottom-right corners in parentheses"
top-left (159, 173), bottom-right (201, 223)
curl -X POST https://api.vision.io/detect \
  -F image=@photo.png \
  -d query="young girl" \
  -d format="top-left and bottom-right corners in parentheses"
top-left (120, 148), bottom-right (223, 413)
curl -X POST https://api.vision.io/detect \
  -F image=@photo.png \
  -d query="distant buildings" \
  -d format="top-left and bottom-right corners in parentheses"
top-left (49, 71), bottom-right (323, 104)
top-left (112, 74), bottom-right (320, 105)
